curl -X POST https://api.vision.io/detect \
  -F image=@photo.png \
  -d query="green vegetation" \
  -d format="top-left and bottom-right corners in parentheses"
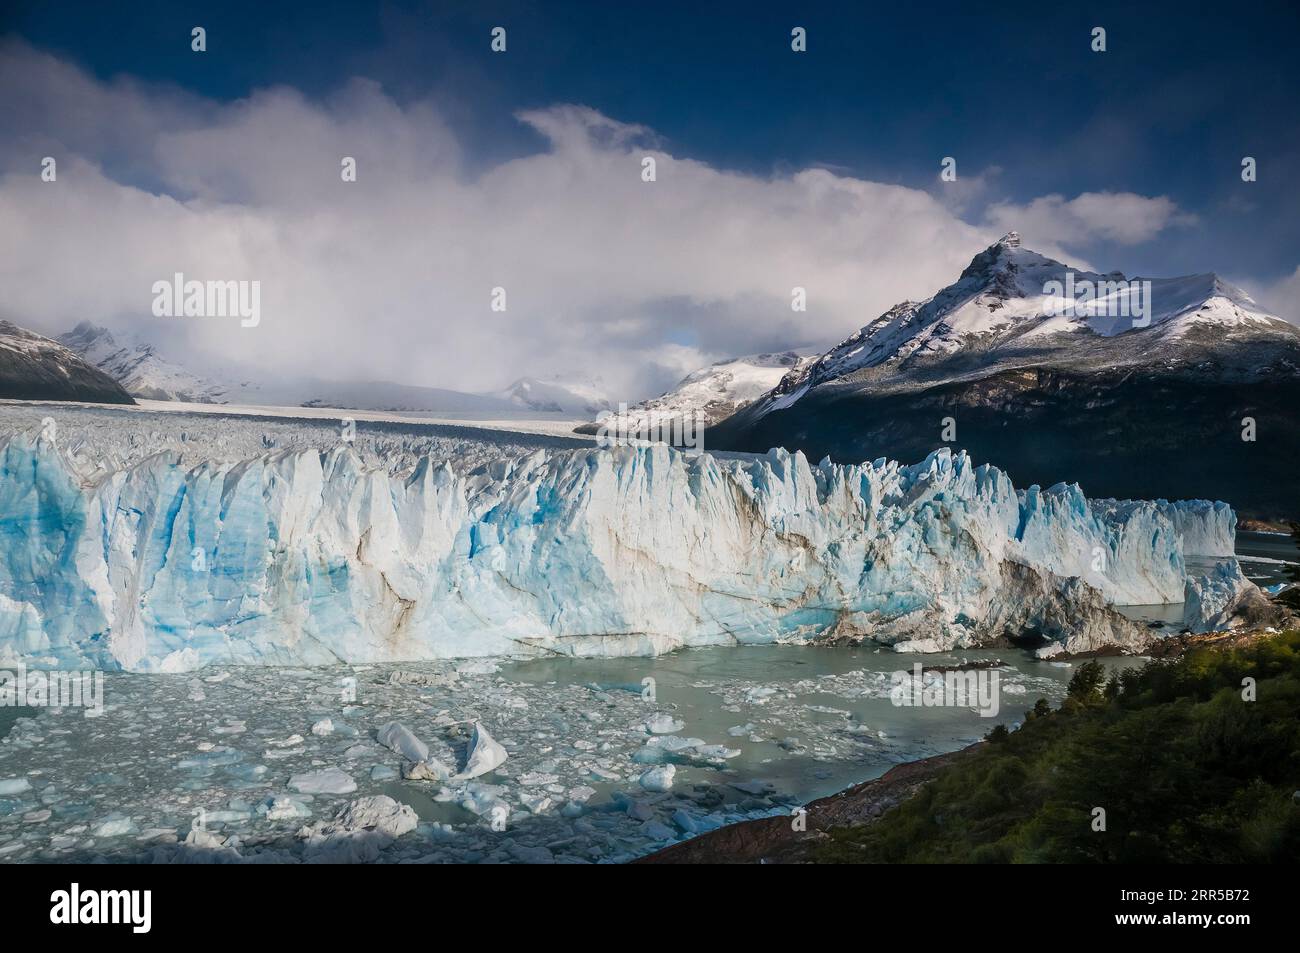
top-left (816, 631), bottom-right (1300, 863)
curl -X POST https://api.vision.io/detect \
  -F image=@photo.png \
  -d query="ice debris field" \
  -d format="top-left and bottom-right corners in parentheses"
top-left (0, 404), bottom-right (1257, 673)
top-left (0, 645), bottom-right (1128, 863)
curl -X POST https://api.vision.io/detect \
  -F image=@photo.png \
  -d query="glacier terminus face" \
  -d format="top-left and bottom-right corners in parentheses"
top-left (0, 427), bottom-right (1246, 672)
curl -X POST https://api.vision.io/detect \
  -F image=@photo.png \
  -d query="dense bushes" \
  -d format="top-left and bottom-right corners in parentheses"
top-left (817, 631), bottom-right (1300, 863)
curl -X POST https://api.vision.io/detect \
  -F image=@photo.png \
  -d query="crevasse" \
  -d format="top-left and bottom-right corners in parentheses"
top-left (0, 433), bottom-right (1236, 671)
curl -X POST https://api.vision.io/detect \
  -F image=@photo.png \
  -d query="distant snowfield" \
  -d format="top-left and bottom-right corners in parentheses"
top-left (135, 399), bottom-right (597, 440)
top-left (0, 396), bottom-right (595, 441)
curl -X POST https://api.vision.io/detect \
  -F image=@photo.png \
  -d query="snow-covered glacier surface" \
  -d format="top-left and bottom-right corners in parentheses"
top-left (0, 420), bottom-right (1241, 671)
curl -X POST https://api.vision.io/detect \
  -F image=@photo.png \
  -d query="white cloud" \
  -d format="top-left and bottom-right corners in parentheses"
top-left (0, 42), bottom-right (1212, 402)
top-left (1252, 265), bottom-right (1300, 325)
top-left (985, 191), bottom-right (1196, 247)
top-left (931, 164), bottom-right (1004, 216)
top-left (0, 41), bottom-right (1004, 401)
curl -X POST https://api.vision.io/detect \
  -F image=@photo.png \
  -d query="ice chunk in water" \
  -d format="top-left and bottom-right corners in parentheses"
top-left (287, 767), bottom-right (357, 795)
top-left (645, 713), bottom-right (685, 734)
top-left (456, 722), bottom-right (507, 779)
top-left (639, 764), bottom-right (676, 792)
top-left (311, 718), bottom-right (334, 736)
top-left (376, 721), bottom-right (429, 764)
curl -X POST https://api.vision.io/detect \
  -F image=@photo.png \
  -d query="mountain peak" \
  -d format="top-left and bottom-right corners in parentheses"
top-left (956, 232), bottom-right (1056, 288)
top-left (62, 321), bottom-right (115, 347)
top-left (755, 237), bottom-right (1296, 411)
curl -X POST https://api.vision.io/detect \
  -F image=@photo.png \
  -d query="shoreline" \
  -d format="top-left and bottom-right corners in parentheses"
top-left (636, 742), bottom-right (985, 864)
top-left (637, 622), bottom-right (1291, 864)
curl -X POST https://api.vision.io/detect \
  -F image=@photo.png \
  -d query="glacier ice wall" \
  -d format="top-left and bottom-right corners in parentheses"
top-left (1094, 498), bottom-right (1236, 557)
top-left (1158, 500), bottom-right (1236, 557)
top-left (1183, 560), bottom-right (1276, 633)
top-left (0, 433), bottom-right (1233, 671)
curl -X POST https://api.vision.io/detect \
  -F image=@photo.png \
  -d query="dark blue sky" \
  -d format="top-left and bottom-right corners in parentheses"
top-left (4, 0), bottom-right (1298, 281)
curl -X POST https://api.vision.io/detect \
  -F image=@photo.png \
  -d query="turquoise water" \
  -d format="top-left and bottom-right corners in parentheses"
top-left (499, 644), bottom-right (1143, 806)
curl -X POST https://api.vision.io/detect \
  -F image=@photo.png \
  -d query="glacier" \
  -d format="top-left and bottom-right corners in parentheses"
top-left (0, 430), bottom-right (1245, 671)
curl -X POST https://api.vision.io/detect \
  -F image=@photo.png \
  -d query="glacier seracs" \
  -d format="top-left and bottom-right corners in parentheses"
top-left (0, 431), bottom-right (1250, 671)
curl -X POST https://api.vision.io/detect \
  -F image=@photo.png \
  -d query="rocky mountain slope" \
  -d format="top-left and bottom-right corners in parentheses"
top-left (0, 321), bottom-right (134, 404)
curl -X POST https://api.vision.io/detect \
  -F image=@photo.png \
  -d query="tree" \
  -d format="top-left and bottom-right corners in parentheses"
top-left (1067, 659), bottom-right (1107, 702)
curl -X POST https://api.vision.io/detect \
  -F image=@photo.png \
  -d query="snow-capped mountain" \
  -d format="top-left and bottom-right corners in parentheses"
top-left (602, 352), bottom-right (812, 428)
top-left (710, 234), bottom-right (1300, 518)
top-left (0, 320), bottom-right (134, 404)
top-left (59, 322), bottom-right (228, 402)
top-left (495, 376), bottom-right (612, 415)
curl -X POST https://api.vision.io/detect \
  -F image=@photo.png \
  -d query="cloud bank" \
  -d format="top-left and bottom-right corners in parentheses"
top-left (985, 192), bottom-right (1197, 248)
top-left (0, 41), bottom-right (1216, 401)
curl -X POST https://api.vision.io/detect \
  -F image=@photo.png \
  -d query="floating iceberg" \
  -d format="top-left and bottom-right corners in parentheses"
top-left (456, 722), bottom-right (508, 780)
top-left (0, 432), bottom-right (1245, 670)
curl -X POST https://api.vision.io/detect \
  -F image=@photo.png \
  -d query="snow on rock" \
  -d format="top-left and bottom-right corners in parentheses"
top-left (456, 722), bottom-right (507, 779)
top-left (496, 375), bottom-right (611, 415)
top-left (0, 320), bottom-right (134, 404)
top-left (58, 322), bottom-right (228, 403)
top-left (599, 351), bottom-right (811, 428)
top-left (0, 431), bottom-right (1248, 668)
top-left (753, 235), bottom-right (1295, 415)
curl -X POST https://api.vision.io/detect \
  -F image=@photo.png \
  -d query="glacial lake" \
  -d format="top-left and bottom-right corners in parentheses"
top-left (0, 643), bottom-right (1144, 863)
